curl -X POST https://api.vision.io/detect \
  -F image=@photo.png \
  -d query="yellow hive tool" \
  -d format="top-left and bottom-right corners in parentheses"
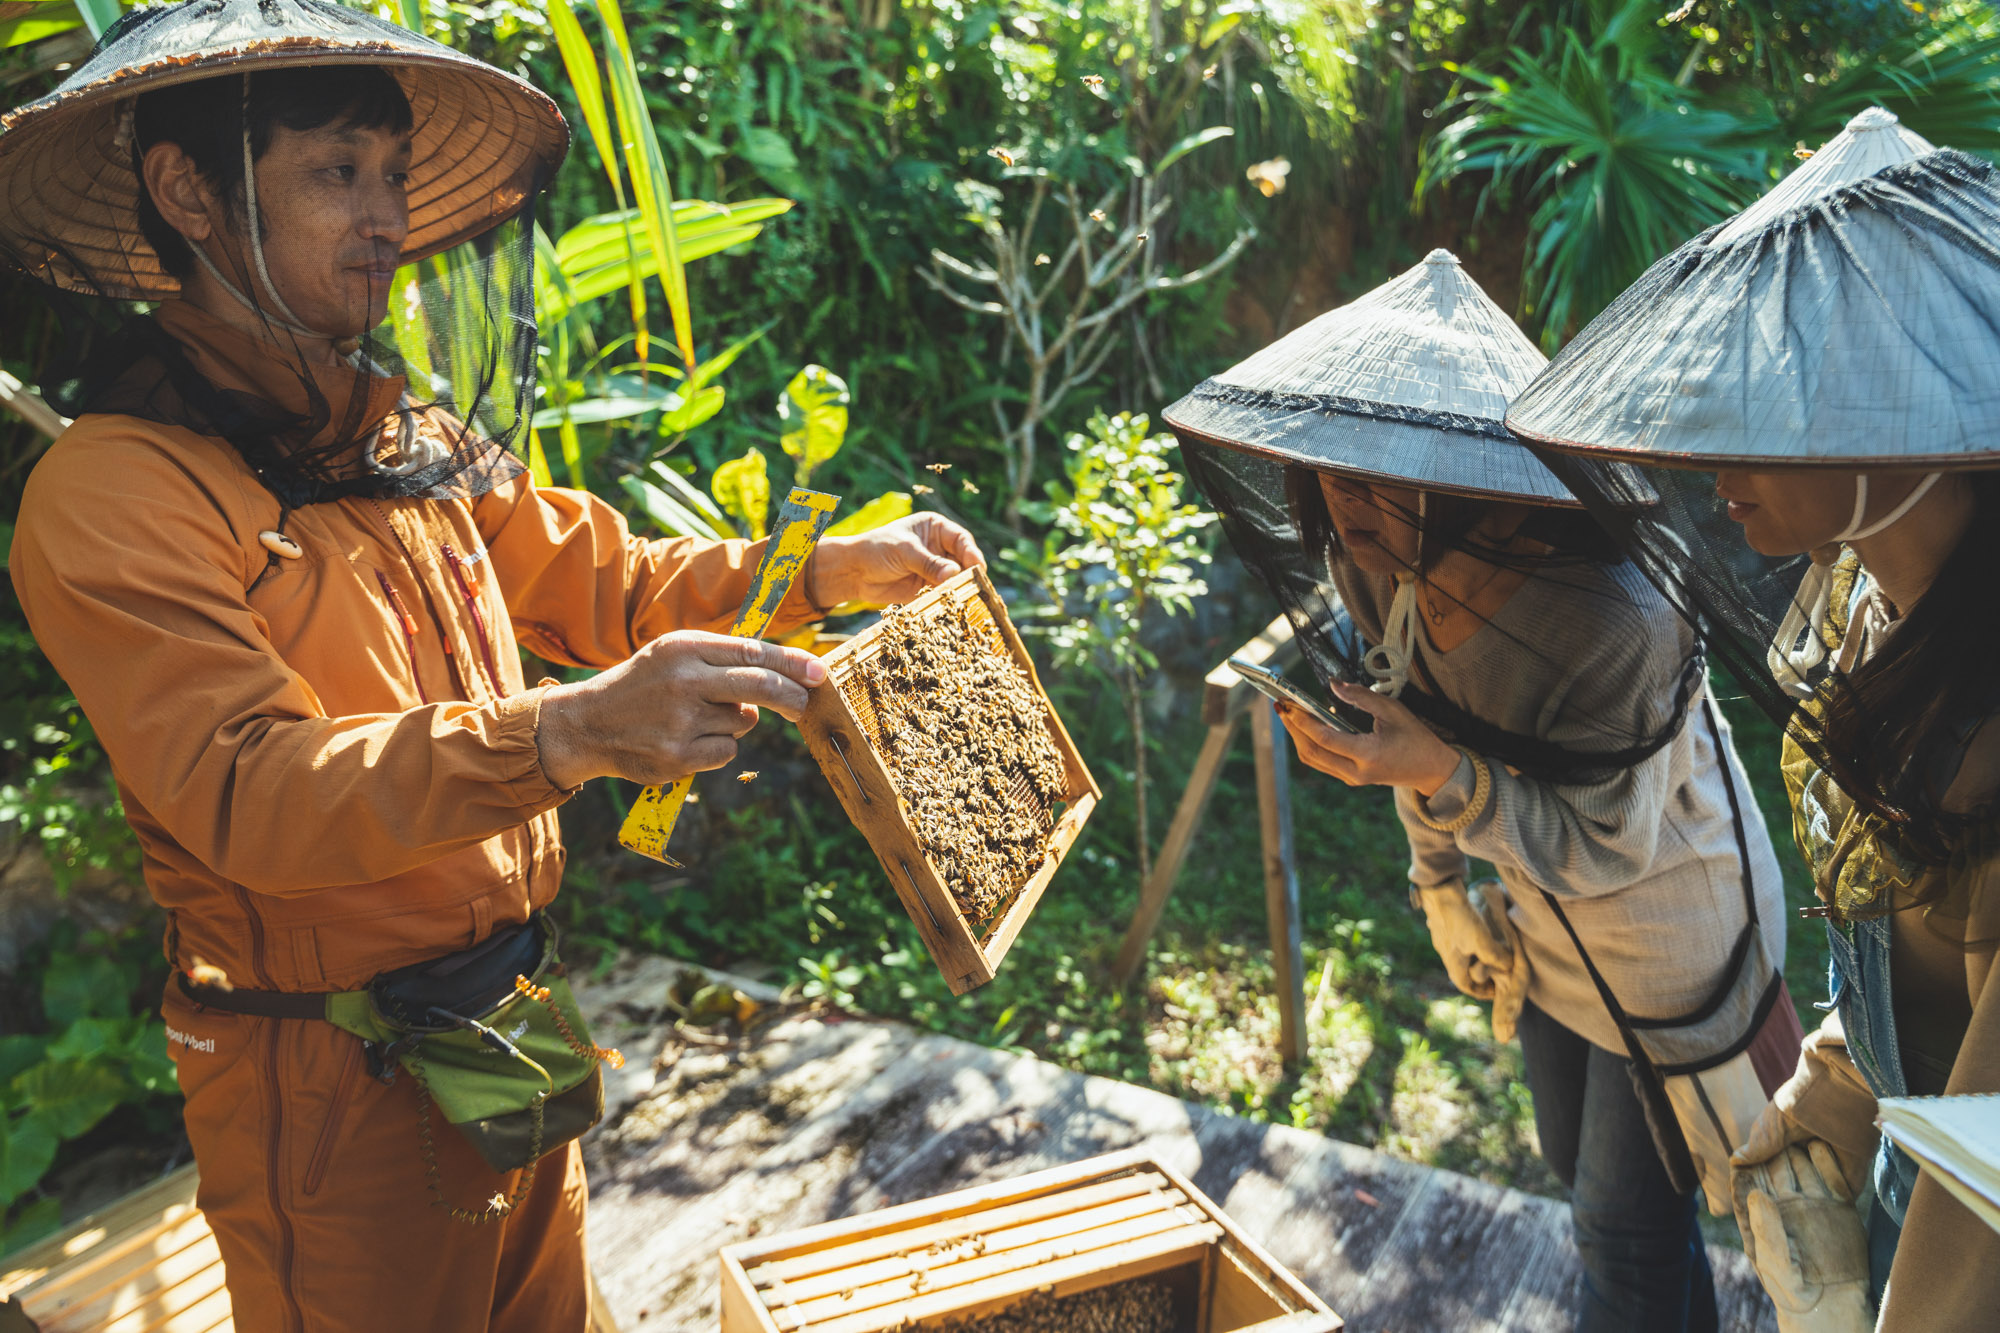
top-left (619, 486), bottom-right (842, 864)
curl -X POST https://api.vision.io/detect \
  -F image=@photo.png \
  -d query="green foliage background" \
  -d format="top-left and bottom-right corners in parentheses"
top-left (3, 0), bottom-right (1995, 1253)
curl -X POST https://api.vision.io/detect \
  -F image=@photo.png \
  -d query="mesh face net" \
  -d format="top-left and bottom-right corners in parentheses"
top-left (1, 9), bottom-right (557, 510)
top-left (39, 216), bottom-right (538, 509)
top-left (1513, 149), bottom-right (2000, 887)
top-left (1180, 436), bottom-right (1706, 787)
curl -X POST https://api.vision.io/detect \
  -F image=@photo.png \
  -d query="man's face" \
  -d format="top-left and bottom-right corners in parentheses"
top-left (1318, 473), bottom-right (1423, 575)
top-left (228, 120), bottom-right (413, 337)
top-left (1713, 468), bottom-right (1925, 556)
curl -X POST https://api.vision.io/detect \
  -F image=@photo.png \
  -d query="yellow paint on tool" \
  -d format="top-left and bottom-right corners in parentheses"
top-left (620, 487), bottom-right (841, 864)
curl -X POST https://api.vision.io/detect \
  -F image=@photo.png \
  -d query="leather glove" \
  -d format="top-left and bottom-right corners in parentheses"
top-left (1413, 881), bottom-right (1518, 1007)
top-left (1731, 1141), bottom-right (1873, 1332)
top-left (1734, 1098), bottom-right (1874, 1201)
top-left (1464, 878), bottom-right (1529, 1043)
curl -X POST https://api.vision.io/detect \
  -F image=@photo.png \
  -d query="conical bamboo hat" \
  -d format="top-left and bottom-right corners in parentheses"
top-left (1165, 249), bottom-right (1575, 504)
top-left (0, 0), bottom-right (568, 301)
top-left (1507, 108), bottom-right (2000, 468)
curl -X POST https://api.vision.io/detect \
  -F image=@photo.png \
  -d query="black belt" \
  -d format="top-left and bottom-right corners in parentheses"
top-left (177, 972), bottom-right (334, 1019)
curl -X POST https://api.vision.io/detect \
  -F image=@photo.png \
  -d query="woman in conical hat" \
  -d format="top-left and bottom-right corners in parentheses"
top-left (2, 3), bottom-right (983, 1329)
top-left (1511, 107), bottom-right (2000, 1331)
top-left (1171, 249), bottom-right (1793, 1332)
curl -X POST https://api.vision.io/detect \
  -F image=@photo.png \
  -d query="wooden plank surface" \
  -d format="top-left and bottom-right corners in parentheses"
top-left (577, 957), bottom-right (1778, 1333)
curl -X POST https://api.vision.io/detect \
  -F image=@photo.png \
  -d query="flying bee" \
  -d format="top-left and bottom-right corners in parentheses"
top-left (1203, 63), bottom-right (1219, 79)
top-left (187, 956), bottom-right (234, 992)
top-left (1081, 74), bottom-right (1105, 90)
top-left (913, 483), bottom-right (934, 495)
top-left (1034, 253), bottom-right (1051, 266)
top-left (961, 478), bottom-right (980, 494)
top-left (1247, 157), bottom-right (1292, 198)
top-left (737, 771), bottom-right (760, 784)
top-left (1136, 231), bottom-right (1150, 241)
top-left (987, 146), bottom-right (1015, 167)
top-left (925, 462), bottom-right (952, 474)
top-left (1089, 208), bottom-right (1107, 223)
top-left (1795, 143), bottom-right (1816, 160)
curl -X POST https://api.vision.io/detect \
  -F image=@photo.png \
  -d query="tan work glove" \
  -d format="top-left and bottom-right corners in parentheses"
top-left (1734, 1097), bottom-right (1874, 1202)
top-left (1730, 1140), bottom-right (1873, 1332)
top-left (1413, 881), bottom-right (1524, 1037)
top-left (1464, 878), bottom-right (1529, 1043)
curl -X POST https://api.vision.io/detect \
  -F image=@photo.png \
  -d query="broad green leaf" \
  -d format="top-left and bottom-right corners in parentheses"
top-left (13, 1060), bottom-right (126, 1141)
top-left (0, 1037), bottom-right (45, 1088)
top-left (0, 1195), bottom-right (62, 1255)
top-left (825, 491), bottom-right (912, 538)
top-left (686, 322), bottom-right (775, 396)
top-left (529, 391), bottom-right (672, 429)
top-left (527, 430), bottom-right (555, 488)
top-left (44, 1017), bottom-right (120, 1063)
top-left (1, 8), bottom-right (83, 49)
top-left (122, 1022), bottom-right (175, 1096)
top-left (548, 0), bottom-right (648, 356)
top-left (396, 0), bottom-right (428, 34)
top-left (1199, 12), bottom-right (1242, 47)
top-left (619, 475), bottom-right (721, 539)
top-left (41, 951), bottom-right (125, 1029)
top-left (777, 365), bottom-right (850, 485)
top-left (711, 450), bottom-right (771, 540)
top-left (595, 0), bottom-right (695, 370)
top-left (0, 1118), bottom-right (56, 1208)
top-left (644, 461), bottom-right (737, 538)
top-left (558, 415), bottom-right (585, 489)
top-left (71, 0), bottom-right (118, 39)
top-left (658, 385), bottom-right (725, 436)
top-left (1155, 125), bottom-right (1234, 174)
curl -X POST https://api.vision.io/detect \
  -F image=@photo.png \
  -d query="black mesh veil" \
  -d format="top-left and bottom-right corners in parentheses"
top-left (0, 0), bottom-right (567, 509)
top-left (1510, 138), bottom-right (2000, 890)
top-left (1178, 434), bottom-right (1705, 787)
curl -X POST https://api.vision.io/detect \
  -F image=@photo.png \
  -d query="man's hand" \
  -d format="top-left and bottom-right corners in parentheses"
top-left (806, 513), bottom-right (985, 608)
top-left (535, 632), bottom-right (826, 789)
top-left (1277, 681), bottom-right (1459, 796)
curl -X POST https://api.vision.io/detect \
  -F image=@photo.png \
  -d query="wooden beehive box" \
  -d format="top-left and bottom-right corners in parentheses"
top-left (799, 566), bottom-right (1098, 995)
top-left (717, 1150), bottom-right (1340, 1333)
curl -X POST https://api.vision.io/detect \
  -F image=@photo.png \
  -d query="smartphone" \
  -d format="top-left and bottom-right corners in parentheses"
top-left (1229, 657), bottom-right (1373, 735)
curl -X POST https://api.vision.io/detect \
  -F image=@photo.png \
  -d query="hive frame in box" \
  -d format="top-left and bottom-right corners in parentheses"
top-left (717, 1149), bottom-right (1341, 1332)
top-left (799, 566), bottom-right (1099, 995)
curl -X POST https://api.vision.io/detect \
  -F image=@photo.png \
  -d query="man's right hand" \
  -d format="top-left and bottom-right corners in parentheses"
top-left (534, 632), bottom-right (827, 789)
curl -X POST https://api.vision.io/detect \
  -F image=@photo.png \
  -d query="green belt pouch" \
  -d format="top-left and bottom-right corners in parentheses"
top-left (325, 913), bottom-right (609, 1175)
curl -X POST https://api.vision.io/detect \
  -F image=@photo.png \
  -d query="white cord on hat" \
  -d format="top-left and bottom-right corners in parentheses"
top-left (1767, 471), bottom-right (1943, 697)
top-left (1366, 574), bottom-right (1418, 699)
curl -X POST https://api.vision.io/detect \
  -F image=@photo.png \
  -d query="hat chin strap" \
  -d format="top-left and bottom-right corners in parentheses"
top-left (188, 76), bottom-right (323, 344)
top-left (1364, 494), bottom-right (1425, 700)
top-left (1767, 471), bottom-right (1944, 697)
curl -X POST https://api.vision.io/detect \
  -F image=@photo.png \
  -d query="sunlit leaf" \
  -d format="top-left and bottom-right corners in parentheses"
top-left (711, 449), bottom-right (771, 539)
top-left (620, 475), bottom-right (726, 539)
top-left (658, 384), bottom-right (725, 435)
top-left (1155, 125), bottom-right (1234, 174)
top-left (825, 491), bottom-right (912, 538)
top-left (777, 365), bottom-right (850, 485)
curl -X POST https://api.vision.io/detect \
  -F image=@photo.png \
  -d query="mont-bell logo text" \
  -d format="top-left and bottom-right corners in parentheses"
top-left (166, 1024), bottom-right (216, 1054)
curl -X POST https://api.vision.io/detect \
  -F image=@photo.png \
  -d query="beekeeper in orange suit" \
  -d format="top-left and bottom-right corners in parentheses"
top-left (1, 3), bottom-right (981, 1330)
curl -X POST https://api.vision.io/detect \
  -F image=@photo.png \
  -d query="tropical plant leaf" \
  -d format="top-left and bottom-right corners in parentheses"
top-left (619, 474), bottom-right (729, 539)
top-left (825, 491), bottom-right (912, 538)
top-left (658, 385), bottom-right (725, 436)
top-left (41, 951), bottom-right (126, 1029)
top-left (1155, 124), bottom-right (1234, 174)
top-left (0, 1117), bottom-right (57, 1209)
top-left (777, 365), bottom-right (850, 485)
top-left (711, 450), bottom-right (771, 539)
top-left (11, 1060), bottom-right (126, 1141)
top-left (643, 461), bottom-right (737, 537)
top-left (0, 1194), bottom-right (61, 1255)
top-left (0, 1037), bottom-right (46, 1088)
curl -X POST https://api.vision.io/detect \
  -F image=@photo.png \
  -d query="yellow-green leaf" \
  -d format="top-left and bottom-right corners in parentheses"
top-left (777, 364), bottom-right (850, 485)
top-left (711, 449), bottom-right (771, 539)
top-left (826, 491), bottom-right (912, 538)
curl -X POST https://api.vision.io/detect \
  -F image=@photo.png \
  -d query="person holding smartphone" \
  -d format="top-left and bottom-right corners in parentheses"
top-left (1169, 251), bottom-right (1793, 1333)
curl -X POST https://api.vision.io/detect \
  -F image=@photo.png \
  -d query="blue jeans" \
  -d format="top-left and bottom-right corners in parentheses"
top-left (1518, 1001), bottom-right (1719, 1333)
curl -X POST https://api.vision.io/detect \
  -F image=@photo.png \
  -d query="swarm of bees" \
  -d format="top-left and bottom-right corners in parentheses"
top-left (934, 1280), bottom-right (1175, 1332)
top-left (852, 599), bottom-right (1066, 925)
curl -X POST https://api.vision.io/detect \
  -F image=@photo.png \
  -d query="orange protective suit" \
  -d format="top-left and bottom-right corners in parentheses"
top-left (9, 302), bottom-right (816, 1332)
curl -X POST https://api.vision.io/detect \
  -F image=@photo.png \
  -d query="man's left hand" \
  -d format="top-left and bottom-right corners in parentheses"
top-left (805, 513), bottom-right (985, 609)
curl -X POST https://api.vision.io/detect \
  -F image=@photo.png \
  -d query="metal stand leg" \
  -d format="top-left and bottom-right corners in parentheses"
top-left (1252, 697), bottom-right (1307, 1065)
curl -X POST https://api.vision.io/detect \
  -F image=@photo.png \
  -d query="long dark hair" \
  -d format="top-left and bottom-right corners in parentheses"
top-left (1822, 471), bottom-right (2000, 846)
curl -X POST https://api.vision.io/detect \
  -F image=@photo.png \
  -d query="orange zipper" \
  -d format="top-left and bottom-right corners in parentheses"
top-left (441, 543), bottom-right (502, 696)
top-left (375, 570), bottom-right (432, 704)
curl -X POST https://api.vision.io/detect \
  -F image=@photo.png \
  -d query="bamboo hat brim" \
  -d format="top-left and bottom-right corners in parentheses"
top-left (0, 0), bottom-right (568, 301)
top-left (1165, 249), bottom-right (1579, 505)
top-left (1507, 109), bottom-right (2000, 469)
